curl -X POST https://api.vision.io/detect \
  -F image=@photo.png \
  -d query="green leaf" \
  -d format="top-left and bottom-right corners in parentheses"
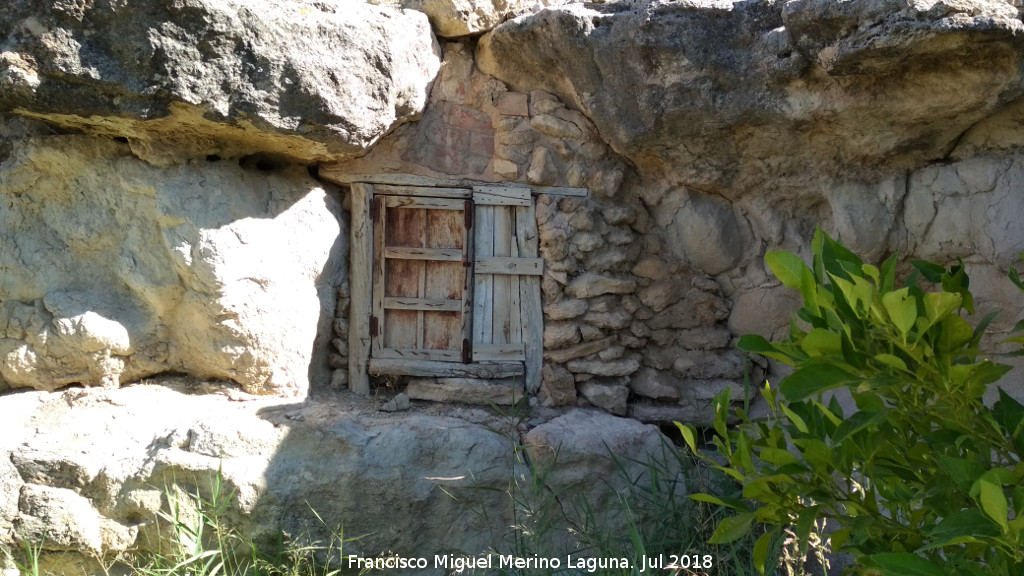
top-left (922, 292), bottom-right (961, 325)
top-left (976, 475), bottom-right (1009, 532)
top-left (831, 409), bottom-right (886, 446)
top-left (870, 553), bottom-right (947, 576)
top-left (766, 251), bottom-right (810, 291)
top-left (779, 361), bottom-right (860, 401)
top-left (752, 530), bottom-right (776, 576)
top-left (924, 509), bottom-right (1001, 548)
top-left (911, 260), bottom-right (947, 284)
top-left (709, 512), bottom-right (756, 544)
top-left (882, 287), bottom-right (916, 338)
top-left (993, 388), bottom-right (1024, 440)
top-left (874, 353), bottom-right (908, 372)
top-left (780, 403), bottom-right (809, 434)
top-left (800, 328), bottom-right (842, 357)
top-left (880, 252), bottom-right (898, 292)
top-left (795, 505), bottom-right (821, 557)
top-left (675, 422), bottom-right (698, 455)
top-left (937, 455), bottom-right (985, 492)
top-left (758, 447), bottom-right (800, 467)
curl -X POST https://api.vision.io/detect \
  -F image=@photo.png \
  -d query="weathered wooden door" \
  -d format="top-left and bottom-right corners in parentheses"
top-left (471, 186), bottom-right (543, 365)
top-left (349, 182), bottom-right (544, 395)
top-left (371, 195), bottom-right (473, 362)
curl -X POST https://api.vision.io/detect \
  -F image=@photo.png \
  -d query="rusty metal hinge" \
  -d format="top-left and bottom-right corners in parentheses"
top-left (464, 200), bottom-right (473, 230)
top-left (462, 338), bottom-right (471, 364)
top-left (370, 316), bottom-right (379, 338)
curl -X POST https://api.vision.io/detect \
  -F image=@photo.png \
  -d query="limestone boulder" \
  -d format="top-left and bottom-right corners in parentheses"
top-left (0, 379), bottom-right (680, 570)
top-left (0, 136), bottom-right (344, 396)
top-left (0, 0), bottom-right (440, 164)
top-left (478, 0), bottom-right (1024, 195)
top-left (391, 0), bottom-right (537, 37)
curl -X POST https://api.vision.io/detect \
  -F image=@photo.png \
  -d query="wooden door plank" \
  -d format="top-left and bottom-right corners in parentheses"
top-left (378, 348), bottom-right (462, 362)
top-left (383, 297), bottom-right (462, 312)
top-left (369, 358), bottom-right (524, 378)
top-left (423, 207), bottom-right (465, 352)
top-left (492, 206), bottom-right (512, 346)
top-left (473, 185), bottom-right (531, 205)
top-left (383, 207), bottom-right (425, 352)
top-left (510, 236), bottom-right (523, 346)
top-left (348, 183), bottom-right (373, 395)
top-left (473, 205), bottom-right (494, 360)
top-left (415, 212), bottom-right (427, 351)
top-left (473, 344), bottom-right (526, 362)
top-left (474, 257), bottom-right (544, 275)
top-left (461, 199), bottom-right (474, 363)
top-left (372, 184), bottom-right (471, 198)
top-left (384, 247), bottom-right (464, 261)
top-left (516, 204), bottom-right (543, 393)
top-left (371, 196), bottom-right (386, 358)
top-left (384, 196), bottom-right (468, 210)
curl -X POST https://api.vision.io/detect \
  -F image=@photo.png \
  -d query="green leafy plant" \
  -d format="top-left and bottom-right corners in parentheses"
top-left (679, 229), bottom-right (1024, 576)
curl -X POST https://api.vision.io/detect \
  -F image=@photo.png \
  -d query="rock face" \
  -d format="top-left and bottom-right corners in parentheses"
top-left (0, 136), bottom-right (344, 396)
top-left (0, 0), bottom-right (441, 164)
top-left (0, 382), bottom-right (676, 574)
top-left (478, 0), bottom-right (1024, 194)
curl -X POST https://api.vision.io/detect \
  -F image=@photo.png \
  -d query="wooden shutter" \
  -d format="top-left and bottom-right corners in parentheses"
top-left (371, 195), bottom-right (473, 362)
top-left (472, 186), bottom-right (543, 391)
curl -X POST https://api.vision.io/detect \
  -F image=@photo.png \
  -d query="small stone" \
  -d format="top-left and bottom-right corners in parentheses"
top-left (630, 321), bottom-right (652, 338)
top-left (583, 310), bottom-right (632, 330)
top-left (497, 92), bottom-right (529, 117)
top-left (330, 369), bottom-right (348, 389)
top-left (539, 226), bottom-right (569, 260)
top-left (592, 168), bottom-right (624, 198)
top-left (544, 298), bottom-right (588, 320)
top-left (606, 227), bottom-right (635, 246)
top-left (647, 292), bottom-right (729, 330)
top-left (544, 321), bottom-right (581, 349)
top-left (630, 367), bottom-right (681, 402)
top-left (527, 147), bottom-right (558, 185)
top-left (565, 273), bottom-right (637, 298)
top-left (571, 231), bottom-right (603, 252)
top-left (493, 158), bottom-right (519, 180)
top-left (631, 257), bottom-right (668, 280)
top-left (530, 114), bottom-right (583, 139)
top-left (602, 205), bottom-right (636, 226)
top-left (406, 379), bottom-right (525, 406)
top-left (566, 357), bottom-right (641, 377)
top-left (620, 334), bottom-right (645, 348)
top-left (530, 92), bottom-right (562, 115)
top-left (559, 197), bottom-right (587, 212)
top-left (497, 129), bottom-right (536, 146)
top-left (543, 337), bottom-right (615, 364)
top-left (578, 381), bottom-right (629, 416)
top-left (568, 210), bottom-right (594, 232)
top-left (539, 363), bottom-right (576, 407)
top-left (674, 328), bottom-right (732, 350)
top-left (579, 323), bottom-right (604, 341)
top-left (650, 329), bottom-right (676, 347)
top-left (586, 295), bottom-right (616, 313)
top-left (381, 392), bottom-right (410, 412)
top-left (598, 345), bottom-right (625, 361)
top-left (497, 117), bottom-right (520, 132)
top-left (638, 280), bottom-right (686, 312)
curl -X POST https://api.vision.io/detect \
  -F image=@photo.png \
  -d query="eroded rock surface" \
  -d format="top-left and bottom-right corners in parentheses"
top-left (0, 136), bottom-right (344, 396)
top-left (0, 381), bottom-right (678, 574)
top-left (0, 0), bottom-right (441, 164)
top-left (478, 0), bottom-right (1024, 194)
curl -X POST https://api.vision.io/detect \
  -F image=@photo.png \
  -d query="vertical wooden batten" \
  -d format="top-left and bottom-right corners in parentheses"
top-left (349, 182), bottom-right (373, 395)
